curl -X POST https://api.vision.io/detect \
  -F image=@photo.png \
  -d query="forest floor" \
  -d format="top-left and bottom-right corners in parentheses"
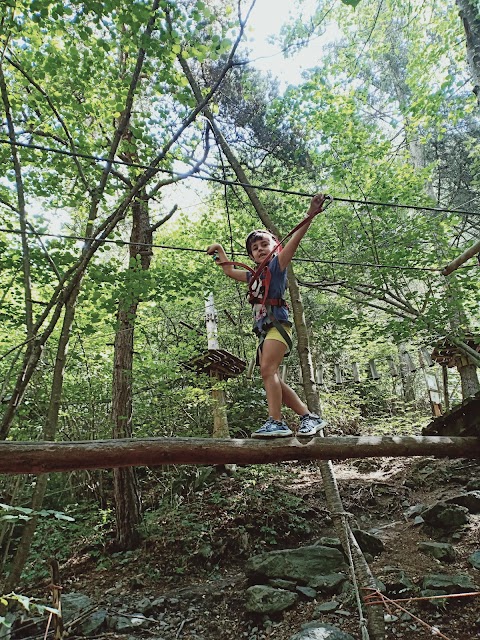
top-left (18, 454), bottom-right (480, 640)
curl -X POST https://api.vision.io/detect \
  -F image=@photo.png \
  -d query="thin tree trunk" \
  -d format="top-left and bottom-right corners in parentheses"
top-left (459, 362), bottom-right (480, 397)
top-left (111, 197), bottom-right (154, 549)
top-left (457, 0), bottom-right (480, 105)
top-left (0, 62), bottom-right (33, 337)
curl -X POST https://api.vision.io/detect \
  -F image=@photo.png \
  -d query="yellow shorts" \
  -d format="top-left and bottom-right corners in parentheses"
top-left (263, 324), bottom-right (293, 352)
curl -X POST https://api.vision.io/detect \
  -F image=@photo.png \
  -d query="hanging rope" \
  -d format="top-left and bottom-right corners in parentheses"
top-left (331, 510), bottom-right (370, 640)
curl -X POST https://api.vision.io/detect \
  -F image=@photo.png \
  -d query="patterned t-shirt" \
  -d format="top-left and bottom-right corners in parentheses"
top-left (246, 254), bottom-right (289, 334)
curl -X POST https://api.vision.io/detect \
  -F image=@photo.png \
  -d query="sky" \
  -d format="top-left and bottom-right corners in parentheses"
top-left (246, 0), bottom-right (322, 87)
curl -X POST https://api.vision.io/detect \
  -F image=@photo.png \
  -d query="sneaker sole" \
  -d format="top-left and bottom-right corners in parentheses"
top-left (251, 431), bottom-right (293, 438)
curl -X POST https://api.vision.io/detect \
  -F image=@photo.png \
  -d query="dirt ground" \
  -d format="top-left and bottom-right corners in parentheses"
top-left (21, 456), bottom-right (480, 640)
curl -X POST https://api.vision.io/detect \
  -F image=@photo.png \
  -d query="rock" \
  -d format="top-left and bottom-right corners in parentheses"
top-left (296, 586), bottom-right (317, 599)
top-left (317, 537), bottom-right (343, 552)
top-left (422, 573), bottom-right (477, 594)
top-left (446, 491), bottom-right (480, 514)
top-left (421, 502), bottom-right (469, 531)
top-left (351, 529), bottom-right (385, 556)
top-left (313, 601), bottom-right (340, 614)
top-left (107, 614), bottom-right (151, 632)
top-left (245, 546), bottom-right (347, 584)
top-left (469, 551), bottom-right (480, 569)
top-left (79, 609), bottom-right (107, 636)
top-left (418, 541), bottom-right (456, 562)
top-left (307, 573), bottom-right (348, 594)
top-left (245, 585), bottom-right (298, 614)
top-left (290, 622), bottom-right (355, 639)
top-left (377, 567), bottom-right (415, 596)
top-left (404, 503), bottom-right (426, 518)
top-left (466, 479), bottom-right (480, 491)
top-left (61, 592), bottom-right (93, 623)
top-left (268, 579), bottom-right (298, 591)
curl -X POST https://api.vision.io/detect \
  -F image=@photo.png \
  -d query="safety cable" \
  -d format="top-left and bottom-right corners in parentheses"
top-left (0, 226), bottom-right (460, 273)
top-left (0, 138), bottom-right (479, 218)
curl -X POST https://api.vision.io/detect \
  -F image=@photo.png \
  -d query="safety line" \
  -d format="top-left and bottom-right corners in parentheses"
top-left (0, 138), bottom-right (478, 218)
top-left (0, 227), bottom-right (454, 272)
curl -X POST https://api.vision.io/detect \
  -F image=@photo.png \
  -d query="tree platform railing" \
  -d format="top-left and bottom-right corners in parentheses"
top-left (0, 435), bottom-right (478, 474)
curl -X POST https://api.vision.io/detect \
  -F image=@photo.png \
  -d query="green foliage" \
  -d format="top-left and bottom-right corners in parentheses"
top-left (0, 503), bottom-right (75, 523)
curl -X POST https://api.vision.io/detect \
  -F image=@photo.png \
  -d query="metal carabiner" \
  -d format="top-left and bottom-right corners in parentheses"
top-left (322, 194), bottom-right (334, 210)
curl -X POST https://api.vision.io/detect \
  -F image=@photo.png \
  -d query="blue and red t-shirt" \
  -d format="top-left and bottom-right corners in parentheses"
top-left (246, 255), bottom-right (290, 334)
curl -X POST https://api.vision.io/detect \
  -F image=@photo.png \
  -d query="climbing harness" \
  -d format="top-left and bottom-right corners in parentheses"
top-left (212, 194), bottom-right (333, 359)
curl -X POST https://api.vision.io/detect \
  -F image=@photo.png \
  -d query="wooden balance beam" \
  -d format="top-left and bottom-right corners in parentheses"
top-left (0, 436), bottom-right (478, 474)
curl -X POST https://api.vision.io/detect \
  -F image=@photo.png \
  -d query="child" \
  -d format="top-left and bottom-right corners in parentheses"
top-left (206, 194), bottom-right (328, 438)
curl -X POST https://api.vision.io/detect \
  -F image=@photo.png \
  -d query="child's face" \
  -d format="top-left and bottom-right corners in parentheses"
top-left (248, 233), bottom-right (277, 264)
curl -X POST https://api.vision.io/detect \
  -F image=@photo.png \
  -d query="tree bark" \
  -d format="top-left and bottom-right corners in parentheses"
top-left (0, 436), bottom-right (475, 474)
top-left (457, 0), bottom-right (480, 105)
top-left (459, 362), bottom-right (480, 397)
top-left (110, 197), bottom-right (152, 550)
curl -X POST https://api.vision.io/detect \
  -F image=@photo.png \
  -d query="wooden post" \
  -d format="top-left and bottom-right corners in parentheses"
top-left (352, 362), bottom-right (360, 383)
top-left (49, 558), bottom-right (64, 640)
top-left (368, 360), bottom-right (380, 380)
top-left (334, 364), bottom-right (343, 385)
top-left (205, 294), bottom-right (229, 438)
top-left (442, 364), bottom-right (450, 412)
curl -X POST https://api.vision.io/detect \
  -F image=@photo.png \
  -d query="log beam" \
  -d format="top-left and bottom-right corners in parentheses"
top-left (0, 436), bottom-right (478, 474)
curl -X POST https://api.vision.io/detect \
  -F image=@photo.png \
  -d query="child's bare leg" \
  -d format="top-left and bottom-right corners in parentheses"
top-left (280, 380), bottom-right (308, 416)
top-left (259, 340), bottom-right (287, 421)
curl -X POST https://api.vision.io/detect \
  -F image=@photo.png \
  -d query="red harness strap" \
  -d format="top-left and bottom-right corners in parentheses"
top-left (214, 194), bottom-right (333, 305)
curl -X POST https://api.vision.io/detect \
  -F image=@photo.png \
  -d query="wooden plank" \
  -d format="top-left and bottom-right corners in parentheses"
top-left (0, 436), bottom-right (478, 474)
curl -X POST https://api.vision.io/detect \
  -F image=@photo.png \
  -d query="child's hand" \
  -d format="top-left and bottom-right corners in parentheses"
top-left (307, 193), bottom-right (327, 217)
top-left (206, 243), bottom-right (222, 255)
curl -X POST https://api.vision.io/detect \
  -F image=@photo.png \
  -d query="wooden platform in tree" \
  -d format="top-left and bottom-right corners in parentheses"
top-left (0, 435), bottom-right (478, 474)
top-left (422, 391), bottom-right (480, 437)
top-left (431, 335), bottom-right (480, 367)
top-left (184, 349), bottom-right (246, 378)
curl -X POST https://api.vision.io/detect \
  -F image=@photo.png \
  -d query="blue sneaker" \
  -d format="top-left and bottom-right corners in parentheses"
top-left (297, 413), bottom-right (327, 437)
top-left (251, 417), bottom-right (293, 438)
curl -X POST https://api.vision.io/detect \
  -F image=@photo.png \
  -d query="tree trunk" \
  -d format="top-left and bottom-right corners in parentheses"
top-left (0, 62), bottom-right (33, 338)
top-left (111, 196), bottom-right (154, 549)
top-left (0, 436), bottom-right (476, 474)
top-left (1, 282), bottom-right (84, 591)
top-left (459, 361), bottom-right (480, 397)
top-left (457, 0), bottom-right (480, 105)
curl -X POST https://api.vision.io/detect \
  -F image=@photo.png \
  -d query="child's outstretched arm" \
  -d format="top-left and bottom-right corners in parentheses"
top-left (206, 243), bottom-right (249, 282)
top-left (277, 194), bottom-right (327, 271)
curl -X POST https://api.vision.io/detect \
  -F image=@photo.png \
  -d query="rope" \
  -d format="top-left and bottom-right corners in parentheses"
top-left (331, 510), bottom-right (370, 640)
top-left (1, 137), bottom-right (479, 218)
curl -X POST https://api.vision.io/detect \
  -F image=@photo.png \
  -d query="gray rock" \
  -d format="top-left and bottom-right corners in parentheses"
top-left (377, 567), bottom-right (415, 596)
top-left (422, 502), bottom-right (469, 531)
top-left (107, 614), bottom-right (150, 632)
top-left (446, 491), bottom-right (480, 514)
top-left (418, 541), bottom-right (456, 562)
top-left (290, 622), bottom-right (355, 639)
top-left (245, 585), bottom-right (298, 614)
top-left (317, 537), bottom-right (343, 551)
top-left (61, 593), bottom-right (93, 623)
top-left (403, 503), bottom-right (425, 518)
top-left (79, 609), bottom-right (107, 636)
top-left (296, 586), bottom-right (317, 599)
top-left (245, 546), bottom-right (347, 584)
top-left (351, 529), bottom-right (385, 557)
top-left (469, 551), bottom-right (480, 569)
top-left (268, 579), bottom-right (298, 591)
top-left (313, 601), bottom-right (340, 614)
top-left (307, 573), bottom-right (348, 594)
top-left (422, 573), bottom-right (477, 594)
